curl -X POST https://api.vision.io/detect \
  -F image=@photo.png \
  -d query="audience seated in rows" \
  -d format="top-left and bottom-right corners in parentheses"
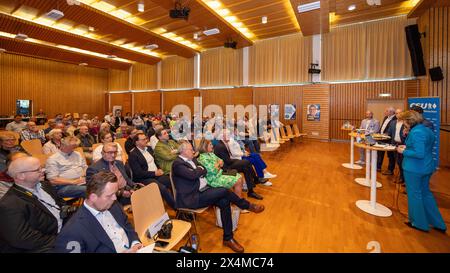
top-left (55, 171), bottom-right (142, 253)
top-left (0, 156), bottom-right (65, 253)
top-left (128, 133), bottom-right (175, 209)
top-left (172, 142), bottom-right (264, 253)
top-left (45, 136), bottom-right (87, 198)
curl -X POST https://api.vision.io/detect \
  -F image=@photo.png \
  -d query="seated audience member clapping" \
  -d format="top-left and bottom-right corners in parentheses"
top-left (172, 142), bottom-right (264, 253)
top-left (92, 131), bottom-right (126, 163)
top-left (20, 121), bottom-right (46, 144)
top-left (154, 129), bottom-right (180, 175)
top-left (128, 133), bottom-right (175, 209)
top-left (0, 156), bottom-right (65, 253)
top-left (197, 139), bottom-right (244, 198)
top-left (0, 132), bottom-right (26, 172)
top-left (45, 136), bottom-right (87, 198)
top-left (86, 143), bottom-right (143, 205)
top-left (214, 130), bottom-right (264, 200)
top-left (54, 171), bottom-right (142, 253)
top-left (228, 132), bottom-right (276, 183)
top-left (43, 129), bottom-right (63, 155)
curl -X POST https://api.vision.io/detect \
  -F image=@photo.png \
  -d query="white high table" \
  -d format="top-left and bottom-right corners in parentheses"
top-left (341, 128), bottom-right (362, 170)
top-left (354, 142), bottom-right (394, 217)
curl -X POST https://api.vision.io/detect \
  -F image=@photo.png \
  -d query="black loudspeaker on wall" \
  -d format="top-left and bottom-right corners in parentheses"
top-left (429, 66), bottom-right (444, 81)
top-left (405, 24), bottom-right (426, 76)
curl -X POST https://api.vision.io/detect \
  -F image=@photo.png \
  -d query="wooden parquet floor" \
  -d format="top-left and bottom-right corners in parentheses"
top-left (179, 140), bottom-right (450, 253)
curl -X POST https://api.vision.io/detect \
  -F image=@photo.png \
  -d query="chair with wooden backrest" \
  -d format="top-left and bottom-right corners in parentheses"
top-left (131, 183), bottom-right (191, 251)
top-left (285, 124), bottom-right (295, 139)
top-left (271, 127), bottom-right (285, 144)
top-left (21, 139), bottom-right (43, 155)
top-left (91, 143), bottom-right (101, 152)
top-left (74, 147), bottom-right (86, 162)
top-left (279, 126), bottom-right (290, 141)
top-left (170, 171), bottom-right (208, 235)
top-left (114, 138), bottom-right (128, 162)
top-left (292, 124), bottom-right (307, 138)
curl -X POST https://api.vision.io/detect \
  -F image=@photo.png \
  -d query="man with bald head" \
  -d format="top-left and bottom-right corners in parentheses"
top-left (377, 107), bottom-right (397, 173)
top-left (0, 156), bottom-right (65, 252)
top-left (356, 110), bottom-right (380, 165)
top-left (20, 121), bottom-right (46, 144)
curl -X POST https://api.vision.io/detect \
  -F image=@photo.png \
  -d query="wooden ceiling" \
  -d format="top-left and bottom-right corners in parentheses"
top-left (0, 0), bottom-right (426, 69)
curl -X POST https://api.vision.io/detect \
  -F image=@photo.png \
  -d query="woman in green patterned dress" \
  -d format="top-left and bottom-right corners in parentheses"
top-left (197, 138), bottom-right (243, 198)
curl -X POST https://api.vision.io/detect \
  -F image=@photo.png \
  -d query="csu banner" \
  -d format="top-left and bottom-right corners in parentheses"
top-left (408, 97), bottom-right (440, 166)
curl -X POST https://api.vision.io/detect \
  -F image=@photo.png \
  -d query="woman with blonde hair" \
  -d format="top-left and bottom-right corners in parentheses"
top-left (397, 110), bottom-right (446, 233)
top-left (197, 138), bottom-right (244, 198)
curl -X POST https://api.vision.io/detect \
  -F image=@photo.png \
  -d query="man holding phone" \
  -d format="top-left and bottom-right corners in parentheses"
top-left (54, 171), bottom-right (142, 253)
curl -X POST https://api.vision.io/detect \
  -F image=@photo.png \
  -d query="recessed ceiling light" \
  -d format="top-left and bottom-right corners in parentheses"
top-left (79, 62), bottom-right (88, 66)
top-left (193, 33), bottom-right (198, 40)
top-left (262, 16), bottom-right (267, 24)
top-left (348, 4), bottom-right (356, 11)
top-left (138, 2), bottom-right (144, 12)
top-left (88, 26), bottom-right (95, 32)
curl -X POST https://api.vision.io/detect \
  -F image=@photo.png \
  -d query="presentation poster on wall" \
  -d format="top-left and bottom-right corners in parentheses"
top-left (307, 104), bottom-right (320, 121)
top-left (284, 104), bottom-right (296, 120)
top-left (407, 97), bottom-right (440, 166)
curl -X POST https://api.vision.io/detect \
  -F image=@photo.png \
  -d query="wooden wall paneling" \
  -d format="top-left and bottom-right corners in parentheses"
top-left (131, 63), bottom-right (157, 90)
top-left (0, 53), bottom-right (107, 118)
top-left (134, 92), bottom-right (161, 115)
top-left (109, 93), bottom-right (132, 115)
top-left (302, 84), bottom-right (330, 140)
top-left (253, 85), bottom-right (304, 132)
top-left (162, 90), bottom-right (200, 116)
top-left (329, 80), bottom-right (411, 140)
top-left (108, 68), bottom-right (129, 91)
top-left (200, 88), bottom-right (254, 118)
top-left (440, 130), bottom-right (450, 167)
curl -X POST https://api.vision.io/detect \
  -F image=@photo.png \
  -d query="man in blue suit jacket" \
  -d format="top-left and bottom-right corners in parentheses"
top-left (54, 171), bottom-right (142, 253)
top-left (397, 111), bottom-right (446, 233)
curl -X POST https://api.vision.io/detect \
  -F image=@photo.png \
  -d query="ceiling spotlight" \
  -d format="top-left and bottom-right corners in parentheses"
top-left (138, 2), bottom-right (145, 12)
top-left (348, 4), bottom-right (356, 11)
top-left (88, 26), bottom-right (95, 32)
top-left (262, 16), bottom-right (267, 24)
top-left (79, 62), bottom-right (88, 66)
top-left (144, 44), bottom-right (159, 50)
top-left (193, 33), bottom-right (198, 40)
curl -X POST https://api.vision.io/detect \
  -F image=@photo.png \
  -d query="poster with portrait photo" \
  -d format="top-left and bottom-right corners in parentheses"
top-left (284, 104), bottom-right (296, 120)
top-left (307, 104), bottom-right (320, 121)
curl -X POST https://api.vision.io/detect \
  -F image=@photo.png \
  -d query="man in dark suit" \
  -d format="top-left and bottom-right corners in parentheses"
top-left (172, 142), bottom-right (264, 253)
top-left (377, 107), bottom-right (397, 174)
top-left (86, 142), bottom-right (143, 205)
top-left (0, 156), bottom-right (65, 253)
top-left (128, 133), bottom-right (175, 209)
top-left (388, 109), bottom-right (407, 183)
top-left (214, 130), bottom-right (264, 200)
top-left (54, 171), bottom-right (142, 253)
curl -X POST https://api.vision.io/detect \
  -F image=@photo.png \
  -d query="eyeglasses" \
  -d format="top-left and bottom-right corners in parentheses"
top-left (21, 167), bottom-right (45, 173)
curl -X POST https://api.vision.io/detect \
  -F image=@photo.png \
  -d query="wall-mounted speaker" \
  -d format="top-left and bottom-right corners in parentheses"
top-left (429, 66), bottom-right (444, 81)
top-left (405, 24), bottom-right (426, 76)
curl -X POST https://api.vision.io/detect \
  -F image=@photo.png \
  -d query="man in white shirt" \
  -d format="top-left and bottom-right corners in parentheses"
top-left (46, 136), bottom-right (87, 198)
top-left (356, 111), bottom-right (380, 165)
top-left (54, 171), bottom-right (142, 253)
top-left (5, 115), bottom-right (27, 133)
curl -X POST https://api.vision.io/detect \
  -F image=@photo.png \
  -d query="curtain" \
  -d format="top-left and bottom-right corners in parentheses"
top-left (200, 47), bottom-right (242, 87)
top-left (161, 56), bottom-right (194, 89)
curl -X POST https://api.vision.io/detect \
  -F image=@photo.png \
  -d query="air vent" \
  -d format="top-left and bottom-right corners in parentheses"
top-left (15, 33), bottom-right (28, 40)
top-left (203, 28), bottom-right (220, 36)
top-left (46, 9), bottom-right (65, 20)
top-left (297, 1), bottom-right (320, 13)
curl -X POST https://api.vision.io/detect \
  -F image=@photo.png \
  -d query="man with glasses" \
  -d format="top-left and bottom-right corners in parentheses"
top-left (0, 156), bottom-right (65, 252)
top-left (86, 143), bottom-right (143, 205)
top-left (45, 136), bottom-right (87, 198)
top-left (20, 121), bottom-right (46, 144)
top-left (128, 133), bottom-right (175, 209)
top-left (0, 132), bottom-right (25, 172)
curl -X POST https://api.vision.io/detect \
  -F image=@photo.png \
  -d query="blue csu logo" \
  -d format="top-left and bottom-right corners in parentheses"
top-left (410, 103), bottom-right (437, 110)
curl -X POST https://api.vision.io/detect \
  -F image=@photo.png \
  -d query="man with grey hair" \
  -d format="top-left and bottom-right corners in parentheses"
top-left (172, 141), bottom-right (264, 253)
top-left (20, 121), bottom-right (46, 144)
top-left (5, 115), bottom-right (27, 133)
top-left (0, 156), bottom-right (65, 252)
top-left (45, 136), bottom-right (87, 198)
top-left (356, 110), bottom-right (380, 165)
top-left (377, 107), bottom-right (397, 173)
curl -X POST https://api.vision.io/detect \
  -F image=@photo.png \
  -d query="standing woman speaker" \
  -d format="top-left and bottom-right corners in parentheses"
top-left (397, 111), bottom-right (446, 233)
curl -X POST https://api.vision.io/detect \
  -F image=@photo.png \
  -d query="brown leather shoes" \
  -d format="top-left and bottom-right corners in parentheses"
top-left (248, 203), bottom-right (265, 213)
top-left (223, 238), bottom-right (244, 253)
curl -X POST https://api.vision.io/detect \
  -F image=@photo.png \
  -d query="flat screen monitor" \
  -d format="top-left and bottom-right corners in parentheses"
top-left (16, 99), bottom-right (32, 116)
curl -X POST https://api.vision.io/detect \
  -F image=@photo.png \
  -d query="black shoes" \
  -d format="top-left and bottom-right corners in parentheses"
top-left (247, 191), bottom-right (263, 200)
top-left (433, 227), bottom-right (447, 234)
top-left (404, 222), bottom-right (429, 233)
top-left (257, 178), bottom-right (269, 183)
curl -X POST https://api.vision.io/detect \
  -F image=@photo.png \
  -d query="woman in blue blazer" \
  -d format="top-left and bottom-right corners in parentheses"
top-left (397, 111), bottom-right (446, 233)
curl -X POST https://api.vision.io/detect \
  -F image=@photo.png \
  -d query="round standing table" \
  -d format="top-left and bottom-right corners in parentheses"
top-left (354, 142), bottom-right (395, 217)
top-left (341, 128), bottom-right (362, 170)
